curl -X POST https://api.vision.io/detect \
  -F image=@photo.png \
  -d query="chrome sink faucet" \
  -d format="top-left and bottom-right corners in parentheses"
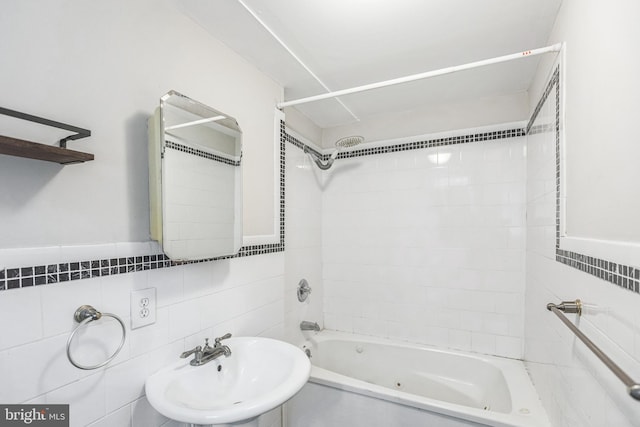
top-left (180, 333), bottom-right (232, 366)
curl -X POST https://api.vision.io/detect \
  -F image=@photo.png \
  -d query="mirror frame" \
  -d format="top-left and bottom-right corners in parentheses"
top-left (149, 90), bottom-right (243, 261)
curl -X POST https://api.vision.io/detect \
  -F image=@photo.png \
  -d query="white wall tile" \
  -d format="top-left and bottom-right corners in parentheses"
top-left (60, 244), bottom-right (118, 264)
top-left (101, 272), bottom-right (149, 316)
top-left (105, 354), bottom-right (152, 413)
top-left (353, 317), bottom-right (388, 337)
top-left (320, 136), bottom-right (526, 358)
top-left (495, 336), bottom-right (522, 359)
top-left (448, 329), bottom-right (472, 352)
top-left (167, 299), bottom-right (202, 342)
top-left (284, 142), bottom-right (325, 346)
top-left (145, 342), bottom-right (186, 377)
top-left (0, 286), bottom-right (43, 350)
top-left (0, 351), bottom-right (7, 402)
top-left (0, 246), bottom-right (62, 271)
top-left (228, 253), bottom-right (284, 286)
top-left (324, 313), bottom-right (353, 333)
top-left (182, 262), bottom-right (214, 298)
top-left (3, 334), bottom-right (85, 402)
top-left (40, 278), bottom-right (103, 337)
top-left (199, 290), bottom-right (243, 328)
top-left (214, 300), bottom-right (284, 338)
top-left (46, 373), bottom-right (106, 427)
top-left (88, 405), bottom-right (132, 427)
top-left (471, 332), bottom-right (496, 355)
top-left (129, 308), bottom-right (170, 357)
top-left (147, 266), bottom-right (184, 308)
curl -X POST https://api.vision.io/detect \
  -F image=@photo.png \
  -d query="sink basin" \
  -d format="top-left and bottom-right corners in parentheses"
top-left (145, 337), bottom-right (310, 426)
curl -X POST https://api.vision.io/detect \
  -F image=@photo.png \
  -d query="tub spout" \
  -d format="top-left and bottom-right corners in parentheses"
top-left (300, 321), bottom-right (320, 331)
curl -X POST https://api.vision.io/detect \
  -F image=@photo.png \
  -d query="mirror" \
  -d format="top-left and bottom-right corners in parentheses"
top-left (148, 90), bottom-right (242, 261)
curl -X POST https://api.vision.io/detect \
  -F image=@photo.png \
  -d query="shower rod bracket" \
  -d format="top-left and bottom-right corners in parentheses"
top-left (547, 299), bottom-right (640, 402)
top-left (546, 299), bottom-right (582, 316)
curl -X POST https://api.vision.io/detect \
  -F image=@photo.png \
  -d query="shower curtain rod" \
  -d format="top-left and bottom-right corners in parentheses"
top-left (277, 43), bottom-right (562, 109)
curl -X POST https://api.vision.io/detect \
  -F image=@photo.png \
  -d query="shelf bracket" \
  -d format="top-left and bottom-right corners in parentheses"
top-left (0, 106), bottom-right (91, 148)
top-left (0, 106), bottom-right (93, 165)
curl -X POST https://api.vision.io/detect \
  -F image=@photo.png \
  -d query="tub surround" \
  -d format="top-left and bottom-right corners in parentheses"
top-left (301, 123), bottom-right (528, 359)
top-left (283, 128), bottom-right (324, 347)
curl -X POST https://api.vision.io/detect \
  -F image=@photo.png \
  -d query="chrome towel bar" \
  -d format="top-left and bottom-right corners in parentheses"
top-left (547, 300), bottom-right (640, 401)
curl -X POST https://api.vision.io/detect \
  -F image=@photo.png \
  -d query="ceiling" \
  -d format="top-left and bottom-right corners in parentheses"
top-left (175, 0), bottom-right (562, 129)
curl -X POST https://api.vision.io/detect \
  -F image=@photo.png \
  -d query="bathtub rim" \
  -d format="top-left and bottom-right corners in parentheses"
top-left (301, 330), bottom-right (550, 427)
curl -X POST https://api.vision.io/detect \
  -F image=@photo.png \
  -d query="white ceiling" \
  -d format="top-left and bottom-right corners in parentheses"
top-left (175, 0), bottom-right (562, 129)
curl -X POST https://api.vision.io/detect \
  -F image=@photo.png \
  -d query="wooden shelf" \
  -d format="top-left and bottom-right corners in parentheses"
top-left (0, 135), bottom-right (94, 164)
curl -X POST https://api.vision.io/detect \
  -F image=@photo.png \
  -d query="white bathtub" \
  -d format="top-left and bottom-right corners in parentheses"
top-left (285, 331), bottom-right (549, 427)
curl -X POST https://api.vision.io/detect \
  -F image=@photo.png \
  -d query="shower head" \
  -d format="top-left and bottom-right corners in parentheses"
top-left (335, 135), bottom-right (364, 149)
top-left (306, 135), bottom-right (365, 170)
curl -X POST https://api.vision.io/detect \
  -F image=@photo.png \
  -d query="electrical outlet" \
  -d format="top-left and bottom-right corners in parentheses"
top-left (131, 288), bottom-right (156, 329)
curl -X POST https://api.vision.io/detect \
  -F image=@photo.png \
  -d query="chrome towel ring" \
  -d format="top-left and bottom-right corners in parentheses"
top-left (66, 305), bottom-right (126, 370)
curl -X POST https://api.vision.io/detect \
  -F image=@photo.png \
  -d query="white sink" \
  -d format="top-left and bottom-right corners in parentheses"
top-left (145, 337), bottom-right (310, 426)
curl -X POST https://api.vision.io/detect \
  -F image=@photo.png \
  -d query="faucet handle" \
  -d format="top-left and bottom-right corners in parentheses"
top-left (214, 333), bottom-right (232, 347)
top-left (180, 345), bottom-right (202, 359)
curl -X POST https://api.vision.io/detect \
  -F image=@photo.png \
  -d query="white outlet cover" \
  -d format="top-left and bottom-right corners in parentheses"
top-left (131, 288), bottom-right (157, 329)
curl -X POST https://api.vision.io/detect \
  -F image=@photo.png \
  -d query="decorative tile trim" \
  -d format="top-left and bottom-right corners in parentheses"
top-left (285, 128), bottom-right (526, 162)
top-left (336, 129), bottom-right (526, 160)
top-left (165, 140), bottom-right (241, 166)
top-left (0, 121), bottom-right (287, 292)
top-left (526, 68), bottom-right (559, 135)
top-left (527, 66), bottom-right (640, 294)
top-left (527, 123), bottom-right (555, 136)
top-left (556, 250), bottom-right (640, 293)
top-left (0, 255), bottom-right (171, 290)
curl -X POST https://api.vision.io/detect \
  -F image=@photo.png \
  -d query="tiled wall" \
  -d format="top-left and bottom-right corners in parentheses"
top-left (0, 250), bottom-right (285, 427)
top-left (319, 127), bottom-right (528, 358)
top-left (0, 122), bottom-right (288, 427)
top-left (524, 64), bottom-right (640, 426)
top-left (283, 130), bottom-right (324, 345)
top-left (0, 120), bottom-right (295, 427)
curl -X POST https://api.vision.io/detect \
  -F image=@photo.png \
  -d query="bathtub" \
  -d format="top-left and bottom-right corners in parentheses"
top-left (284, 331), bottom-right (549, 427)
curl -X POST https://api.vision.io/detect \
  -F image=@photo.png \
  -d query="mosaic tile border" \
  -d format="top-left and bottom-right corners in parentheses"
top-left (556, 250), bottom-right (639, 293)
top-left (528, 66), bottom-right (640, 294)
top-left (334, 129), bottom-right (526, 161)
top-left (286, 127), bottom-right (527, 162)
top-left (165, 140), bottom-right (241, 166)
top-left (0, 121), bottom-right (287, 292)
top-left (0, 255), bottom-right (172, 290)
